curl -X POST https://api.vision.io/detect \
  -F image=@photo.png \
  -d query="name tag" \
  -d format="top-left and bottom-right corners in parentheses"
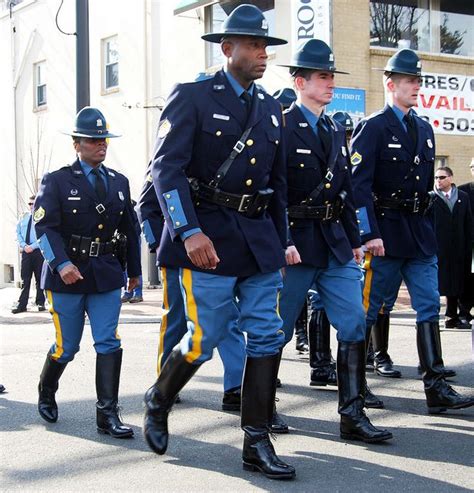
top-left (296, 148), bottom-right (311, 154)
top-left (213, 113), bottom-right (230, 121)
top-left (388, 143), bottom-right (401, 148)
top-left (67, 197), bottom-right (81, 201)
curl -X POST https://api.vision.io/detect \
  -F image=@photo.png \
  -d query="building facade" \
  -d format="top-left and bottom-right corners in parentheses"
top-left (0, 0), bottom-right (472, 286)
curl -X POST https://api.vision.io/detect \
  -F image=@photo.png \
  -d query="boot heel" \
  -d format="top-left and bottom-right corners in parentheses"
top-left (428, 406), bottom-right (446, 414)
top-left (97, 427), bottom-right (107, 434)
top-left (340, 431), bottom-right (356, 441)
top-left (243, 462), bottom-right (258, 472)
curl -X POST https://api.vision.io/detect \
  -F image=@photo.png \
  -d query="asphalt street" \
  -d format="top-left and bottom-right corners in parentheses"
top-left (0, 286), bottom-right (473, 492)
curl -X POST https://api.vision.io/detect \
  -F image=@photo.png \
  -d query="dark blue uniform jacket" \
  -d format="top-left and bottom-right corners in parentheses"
top-left (151, 69), bottom-right (287, 277)
top-left (284, 104), bottom-right (361, 268)
top-left (351, 105), bottom-right (436, 258)
top-left (34, 159), bottom-right (141, 293)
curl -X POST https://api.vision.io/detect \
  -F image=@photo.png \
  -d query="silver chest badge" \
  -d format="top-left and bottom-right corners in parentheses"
top-left (427, 139), bottom-right (433, 148)
top-left (118, 191), bottom-right (124, 201)
top-left (271, 115), bottom-right (279, 127)
top-left (70, 189), bottom-right (78, 196)
top-left (392, 135), bottom-right (398, 142)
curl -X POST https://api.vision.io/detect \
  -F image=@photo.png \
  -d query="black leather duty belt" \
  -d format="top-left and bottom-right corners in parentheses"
top-left (190, 180), bottom-right (274, 218)
top-left (288, 203), bottom-right (343, 221)
top-left (68, 235), bottom-right (115, 259)
top-left (375, 197), bottom-right (427, 214)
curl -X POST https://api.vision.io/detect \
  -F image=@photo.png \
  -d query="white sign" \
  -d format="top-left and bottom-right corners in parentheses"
top-left (291, 0), bottom-right (331, 49)
top-left (416, 72), bottom-right (473, 136)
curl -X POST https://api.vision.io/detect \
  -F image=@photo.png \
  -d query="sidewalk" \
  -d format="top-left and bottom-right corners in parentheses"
top-left (0, 286), bottom-right (164, 325)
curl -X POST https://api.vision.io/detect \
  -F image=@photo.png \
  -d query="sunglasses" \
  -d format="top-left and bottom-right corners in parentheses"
top-left (28, 202), bottom-right (34, 205)
top-left (435, 176), bottom-right (448, 180)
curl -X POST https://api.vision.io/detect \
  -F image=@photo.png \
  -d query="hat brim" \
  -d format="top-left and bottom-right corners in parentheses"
top-left (62, 131), bottom-right (121, 138)
top-left (373, 67), bottom-right (423, 76)
top-left (278, 63), bottom-right (349, 75)
top-left (202, 32), bottom-right (287, 46)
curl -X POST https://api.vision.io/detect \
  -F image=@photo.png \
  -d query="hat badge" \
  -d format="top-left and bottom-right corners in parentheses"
top-left (261, 19), bottom-right (268, 30)
top-left (329, 54), bottom-right (334, 62)
top-left (96, 118), bottom-right (103, 127)
top-left (416, 61), bottom-right (421, 68)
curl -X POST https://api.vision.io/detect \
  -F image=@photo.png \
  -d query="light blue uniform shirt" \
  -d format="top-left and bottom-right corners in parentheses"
top-left (17, 212), bottom-right (39, 250)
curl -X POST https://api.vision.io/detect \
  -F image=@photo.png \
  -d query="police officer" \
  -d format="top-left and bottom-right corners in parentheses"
top-left (12, 195), bottom-right (46, 313)
top-left (351, 49), bottom-right (474, 414)
top-left (277, 39), bottom-right (392, 443)
top-left (142, 4), bottom-right (295, 479)
top-left (136, 164), bottom-right (246, 412)
top-left (34, 107), bottom-right (141, 437)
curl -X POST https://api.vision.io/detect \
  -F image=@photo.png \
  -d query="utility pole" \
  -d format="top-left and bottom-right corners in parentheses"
top-left (76, 0), bottom-right (90, 112)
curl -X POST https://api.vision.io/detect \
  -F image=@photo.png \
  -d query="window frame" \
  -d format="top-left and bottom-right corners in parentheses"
top-left (102, 35), bottom-right (120, 94)
top-left (33, 60), bottom-right (47, 111)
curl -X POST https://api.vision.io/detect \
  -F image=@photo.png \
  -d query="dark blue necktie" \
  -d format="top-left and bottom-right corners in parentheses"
top-left (92, 168), bottom-right (106, 202)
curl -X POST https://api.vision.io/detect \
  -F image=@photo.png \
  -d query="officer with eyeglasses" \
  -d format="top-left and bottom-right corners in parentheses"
top-left (350, 49), bottom-right (474, 414)
top-left (12, 195), bottom-right (46, 314)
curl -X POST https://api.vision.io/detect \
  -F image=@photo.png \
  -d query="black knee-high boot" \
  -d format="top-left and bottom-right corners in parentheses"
top-left (241, 354), bottom-right (295, 480)
top-left (96, 349), bottom-right (133, 438)
top-left (270, 350), bottom-right (289, 434)
top-left (338, 341), bottom-right (393, 443)
top-left (308, 309), bottom-right (337, 386)
top-left (143, 350), bottom-right (200, 454)
top-left (372, 313), bottom-right (401, 378)
top-left (364, 325), bottom-right (384, 409)
top-left (417, 322), bottom-right (474, 414)
top-left (38, 354), bottom-right (68, 423)
top-left (294, 301), bottom-right (309, 353)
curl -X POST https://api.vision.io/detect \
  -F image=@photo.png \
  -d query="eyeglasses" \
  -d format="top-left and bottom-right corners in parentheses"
top-left (28, 202), bottom-right (34, 206)
top-left (435, 176), bottom-right (448, 180)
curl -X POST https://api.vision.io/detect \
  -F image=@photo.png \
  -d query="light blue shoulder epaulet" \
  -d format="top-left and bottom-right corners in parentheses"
top-left (194, 72), bottom-right (214, 83)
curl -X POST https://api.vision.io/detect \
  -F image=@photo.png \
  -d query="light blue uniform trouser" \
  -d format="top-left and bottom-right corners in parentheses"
top-left (279, 254), bottom-right (366, 345)
top-left (175, 269), bottom-right (284, 368)
top-left (158, 267), bottom-right (247, 392)
top-left (364, 253), bottom-right (440, 327)
top-left (46, 289), bottom-right (122, 363)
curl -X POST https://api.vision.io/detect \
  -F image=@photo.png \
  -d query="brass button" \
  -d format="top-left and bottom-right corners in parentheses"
top-left (290, 222), bottom-right (294, 226)
top-left (275, 140), bottom-right (279, 145)
top-left (166, 194), bottom-right (171, 199)
top-left (170, 206), bottom-right (175, 212)
top-left (216, 130), bottom-right (222, 136)
top-left (360, 229), bottom-right (365, 234)
top-left (416, 175), bottom-right (420, 180)
top-left (72, 209), bottom-right (77, 214)
top-left (120, 211), bottom-right (123, 215)
top-left (357, 220), bottom-right (361, 224)
top-left (175, 221), bottom-right (181, 227)
top-left (246, 139), bottom-right (254, 146)
top-left (95, 237), bottom-right (100, 242)
top-left (325, 183), bottom-right (331, 189)
top-left (299, 163), bottom-right (305, 168)
top-left (98, 224), bottom-right (104, 230)
top-left (38, 238), bottom-right (41, 243)
top-left (355, 209), bottom-right (360, 213)
top-left (246, 179), bottom-right (253, 186)
top-left (250, 158), bottom-right (256, 165)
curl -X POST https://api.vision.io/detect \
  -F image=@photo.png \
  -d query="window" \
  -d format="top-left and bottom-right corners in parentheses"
top-left (34, 61), bottom-right (47, 108)
top-left (435, 156), bottom-right (448, 168)
top-left (205, 0), bottom-right (276, 68)
top-left (102, 36), bottom-right (119, 91)
top-left (370, 0), bottom-right (473, 57)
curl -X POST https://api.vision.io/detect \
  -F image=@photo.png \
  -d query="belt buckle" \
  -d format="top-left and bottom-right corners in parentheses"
top-left (96, 203), bottom-right (105, 214)
top-left (89, 241), bottom-right (100, 257)
top-left (412, 198), bottom-right (420, 213)
top-left (238, 194), bottom-right (252, 212)
top-left (233, 141), bottom-right (245, 154)
top-left (324, 204), bottom-right (333, 221)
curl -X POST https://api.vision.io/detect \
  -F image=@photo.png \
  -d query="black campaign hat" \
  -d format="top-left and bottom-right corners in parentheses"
top-left (332, 111), bottom-right (354, 131)
top-left (272, 88), bottom-right (297, 109)
top-left (64, 107), bottom-right (120, 139)
top-left (279, 39), bottom-right (349, 74)
top-left (201, 4), bottom-right (287, 46)
top-left (377, 49), bottom-right (423, 76)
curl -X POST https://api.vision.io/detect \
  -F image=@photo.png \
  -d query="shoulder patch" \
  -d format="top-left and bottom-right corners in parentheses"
top-left (351, 152), bottom-right (362, 166)
top-left (33, 206), bottom-right (45, 222)
top-left (158, 118), bottom-right (171, 139)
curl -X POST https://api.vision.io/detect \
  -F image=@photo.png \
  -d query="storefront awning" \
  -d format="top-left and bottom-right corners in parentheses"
top-left (174, 0), bottom-right (217, 16)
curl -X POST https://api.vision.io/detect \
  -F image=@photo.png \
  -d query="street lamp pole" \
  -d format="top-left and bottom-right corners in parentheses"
top-left (76, 0), bottom-right (90, 112)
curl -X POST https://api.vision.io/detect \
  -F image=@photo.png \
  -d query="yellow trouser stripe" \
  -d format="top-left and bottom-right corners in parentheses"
top-left (157, 267), bottom-right (169, 375)
top-left (362, 253), bottom-right (373, 314)
top-left (47, 290), bottom-right (64, 360)
top-left (181, 268), bottom-right (203, 364)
